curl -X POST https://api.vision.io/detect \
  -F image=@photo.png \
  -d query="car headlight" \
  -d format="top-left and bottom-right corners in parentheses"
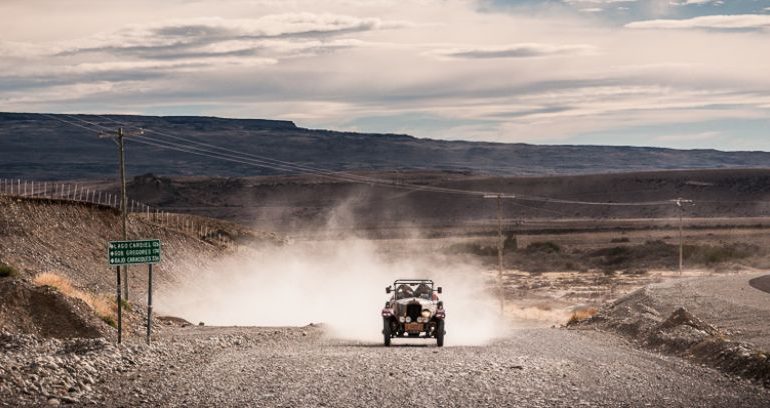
top-left (399, 316), bottom-right (405, 323)
top-left (421, 310), bottom-right (431, 318)
top-left (405, 316), bottom-right (412, 323)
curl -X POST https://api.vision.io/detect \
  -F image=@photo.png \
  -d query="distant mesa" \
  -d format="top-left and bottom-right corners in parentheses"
top-left (1, 112), bottom-right (770, 180)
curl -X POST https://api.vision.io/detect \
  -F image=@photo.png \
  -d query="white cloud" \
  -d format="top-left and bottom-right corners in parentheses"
top-left (1, 0), bottom-right (770, 150)
top-left (653, 131), bottom-right (719, 142)
top-left (68, 57), bottom-right (278, 74)
top-left (429, 43), bottom-right (598, 59)
top-left (626, 14), bottom-right (770, 29)
top-left (66, 13), bottom-right (407, 55)
top-left (579, 8), bottom-right (605, 13)
top-left (563, 0), bottom-right (637, 4)
top-left (671, 0), bottom-right (722, 5)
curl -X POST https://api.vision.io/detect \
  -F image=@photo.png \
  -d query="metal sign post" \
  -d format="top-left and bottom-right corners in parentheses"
top-left (147, 263), bottom-right (153, 345)
top-left (108, 239), bottom-right (161, 344)
top-left (116, 266), bottom-right (122, 344)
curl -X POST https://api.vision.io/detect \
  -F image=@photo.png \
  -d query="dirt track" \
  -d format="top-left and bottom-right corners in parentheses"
top-left (77, 325), bottom-right (770, 407)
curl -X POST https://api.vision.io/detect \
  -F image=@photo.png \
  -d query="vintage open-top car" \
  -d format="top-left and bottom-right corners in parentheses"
top-left (381, 279), bottom-right (445, 347)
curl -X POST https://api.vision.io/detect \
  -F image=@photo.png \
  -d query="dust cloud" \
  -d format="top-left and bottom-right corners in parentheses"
top-left (157, 238), bottom-right (504, 346)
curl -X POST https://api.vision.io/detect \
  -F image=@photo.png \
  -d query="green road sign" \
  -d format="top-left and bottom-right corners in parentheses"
top-left (109, 239), bottom-right (161, 265)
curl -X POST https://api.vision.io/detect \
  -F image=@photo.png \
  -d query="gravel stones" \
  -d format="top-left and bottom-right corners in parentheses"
top-left (4, 324), bottom-right (770, 406)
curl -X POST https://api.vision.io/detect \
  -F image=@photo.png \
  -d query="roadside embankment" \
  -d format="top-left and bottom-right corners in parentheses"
top-left (574, 272), bottom-right (770, 387)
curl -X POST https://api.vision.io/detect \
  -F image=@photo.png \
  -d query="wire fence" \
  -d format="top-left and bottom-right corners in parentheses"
top-left (0, 178), bottom-right (230, 245)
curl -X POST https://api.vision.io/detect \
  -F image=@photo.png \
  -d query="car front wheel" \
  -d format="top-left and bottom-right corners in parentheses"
top-left (436, 320), bottom-right (445, 347)
top-left (383, 318), bottom-right (392, 347)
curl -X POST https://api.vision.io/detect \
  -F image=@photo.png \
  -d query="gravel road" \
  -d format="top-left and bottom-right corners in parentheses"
top-left (69, 324), bottom-right (770, 407)
top-left (6, 273), bottom-right (770, 407)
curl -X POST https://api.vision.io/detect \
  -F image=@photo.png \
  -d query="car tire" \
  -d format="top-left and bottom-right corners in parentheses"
top-left (383, 318), bottom-right (392, 347)
top-left (436, 320), bottom-right (445, 347)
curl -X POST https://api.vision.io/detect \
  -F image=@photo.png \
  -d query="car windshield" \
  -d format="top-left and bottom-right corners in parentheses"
top-left (394, 282), bottom-right (433, 300)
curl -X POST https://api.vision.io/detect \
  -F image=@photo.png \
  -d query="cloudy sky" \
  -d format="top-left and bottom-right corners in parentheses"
top-left (1, 0), bottom-right (769, 150)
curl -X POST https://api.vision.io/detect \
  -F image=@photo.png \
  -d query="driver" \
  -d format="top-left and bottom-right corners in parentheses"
top-left (396, 284), bottom-right (414, 298)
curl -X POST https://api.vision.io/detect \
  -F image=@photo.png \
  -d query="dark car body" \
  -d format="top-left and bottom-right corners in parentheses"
top-left (381, 279), bottom-right (445, 347)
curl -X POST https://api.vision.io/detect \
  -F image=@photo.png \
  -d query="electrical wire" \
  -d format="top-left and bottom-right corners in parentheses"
top-left (89, 114), bottom-right (453, 187)
top-left (45, 113), bottom-right (691, 207)
top-left (58, 114), bottom-right (493, 196)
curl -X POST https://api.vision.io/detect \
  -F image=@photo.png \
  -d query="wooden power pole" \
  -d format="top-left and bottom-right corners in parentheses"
top-left (672, 198), bottom-right (694, 275)
top-left (483, 193), bottom-right (516, 315)
top-left (100, 126), bottom-right (143, 301)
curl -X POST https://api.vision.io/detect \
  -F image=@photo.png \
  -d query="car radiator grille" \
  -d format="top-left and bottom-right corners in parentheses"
top-left (406, 303), bottom-right (421, 322)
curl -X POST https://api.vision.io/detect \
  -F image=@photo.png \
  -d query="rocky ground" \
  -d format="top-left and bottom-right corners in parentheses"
top-left (576, 272), bottom-right (770, 389)
top-left (3, 322), bottom-right (770, 407)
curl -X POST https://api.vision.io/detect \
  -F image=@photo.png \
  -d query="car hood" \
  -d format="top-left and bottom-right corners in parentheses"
top-left (394, 297), bottom-right (437, 313)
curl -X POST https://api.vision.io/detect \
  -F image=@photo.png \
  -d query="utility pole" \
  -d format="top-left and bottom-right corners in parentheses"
top-left (672, 198), bottom-right (694, 275)
top-left (483, 193), bottom-right (516, 315)
top-left (99, 126), bottom-right (143, 301)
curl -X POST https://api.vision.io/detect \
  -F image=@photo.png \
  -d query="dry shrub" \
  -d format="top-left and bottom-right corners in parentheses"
top-left (567, 307), bottom-right (598, 325)
top-left (33, 272), bottom-right (114, 322)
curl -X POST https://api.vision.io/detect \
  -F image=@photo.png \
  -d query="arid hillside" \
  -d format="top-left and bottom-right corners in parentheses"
top-left (0, 196), bottom-right (282, 296)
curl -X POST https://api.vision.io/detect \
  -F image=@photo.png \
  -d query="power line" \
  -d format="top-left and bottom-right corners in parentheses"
top-left (66, 114), bottom-right (499, 197)
top-left (56, 114), bottom-right (489, 197)
top-left (44, 113), bottom-right (695, 207)
top-left (84, 114), bottom-right (681, 206)
top-left (514, 195), bottom-right (672, 207)
top-left (90, 114), bottom-right (454, 188)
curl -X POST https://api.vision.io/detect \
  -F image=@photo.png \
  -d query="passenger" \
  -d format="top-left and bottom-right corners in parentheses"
top-left (415, 283), bottom-right (432, 299)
